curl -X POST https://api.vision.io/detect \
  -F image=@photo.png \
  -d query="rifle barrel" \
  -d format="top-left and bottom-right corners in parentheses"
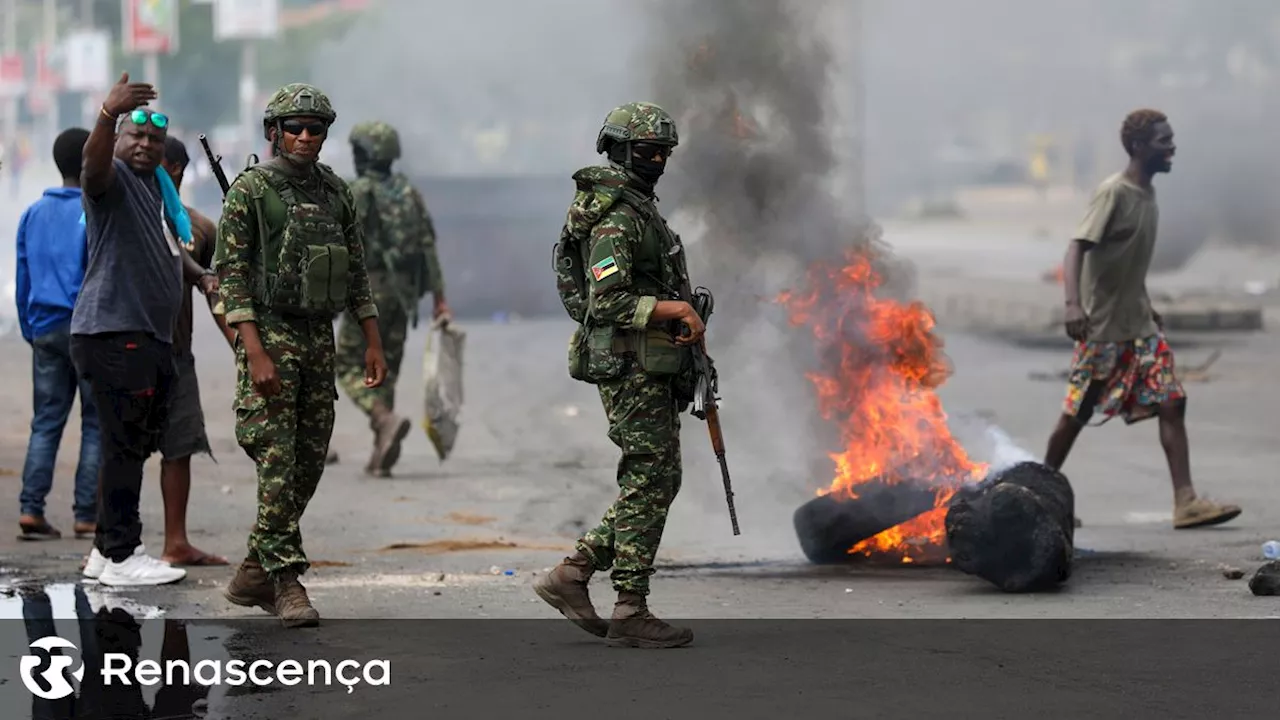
top-left (718, 455), bottom-right (740, 535)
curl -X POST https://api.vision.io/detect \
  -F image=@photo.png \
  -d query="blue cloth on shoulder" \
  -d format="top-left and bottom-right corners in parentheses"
top-left (78, 168), bottom-right (192, 249)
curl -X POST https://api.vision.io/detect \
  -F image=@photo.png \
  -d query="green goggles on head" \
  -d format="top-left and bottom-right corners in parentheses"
top-left (129, 109), bottom-right (168, 129)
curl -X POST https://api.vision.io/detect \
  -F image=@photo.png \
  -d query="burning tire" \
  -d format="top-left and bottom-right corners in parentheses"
top-left (792, 480), bottom-right (943, 565)
top-left (944, 461), bottom-right (1075, 593)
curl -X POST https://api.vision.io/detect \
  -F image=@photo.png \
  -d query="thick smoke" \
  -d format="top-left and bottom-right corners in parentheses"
top-left (648, 0), bottom-right (866, 340)
top-left (642, 0), bottom-right (891, 551)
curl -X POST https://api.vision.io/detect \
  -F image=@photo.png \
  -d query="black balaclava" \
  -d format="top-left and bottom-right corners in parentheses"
top-left (609, 141), bottom-right (670, 187)
top-left (353, 145), bottom-right (370, 175)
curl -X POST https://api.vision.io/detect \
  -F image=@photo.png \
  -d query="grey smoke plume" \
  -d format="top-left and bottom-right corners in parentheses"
top-left (647, 0), bottom-right (871, 342)
top-left (641, 0), bottom-right (900, 542)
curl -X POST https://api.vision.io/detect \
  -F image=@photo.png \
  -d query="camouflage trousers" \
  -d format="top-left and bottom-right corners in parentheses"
top-left (233, 313), bottom-right (337, 576)
top-left (336, 297), bottom-right (408, 416)
top-left (576, 369), bottom-right (682, 596)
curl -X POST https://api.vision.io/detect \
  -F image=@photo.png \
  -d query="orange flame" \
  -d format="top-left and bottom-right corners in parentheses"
top-left (777, 244), bottom-right (988, 563)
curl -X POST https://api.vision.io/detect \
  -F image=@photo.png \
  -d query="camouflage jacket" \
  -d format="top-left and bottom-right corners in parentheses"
top-left (349, 169), bottom-right (444, 301)
top-left (213, 159), bottom-right (378, 326)
top-left (571, 164), bottom-right (687, 331)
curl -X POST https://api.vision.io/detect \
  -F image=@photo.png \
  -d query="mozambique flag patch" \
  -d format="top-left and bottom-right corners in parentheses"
top-left (592, 256), bottom-right (620, 281)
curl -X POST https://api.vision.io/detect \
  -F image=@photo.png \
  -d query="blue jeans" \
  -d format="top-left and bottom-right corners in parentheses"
top-left (19, 323), bottom-right (101, 523)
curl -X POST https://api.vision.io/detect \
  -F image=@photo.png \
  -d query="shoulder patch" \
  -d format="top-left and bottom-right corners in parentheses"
top-left (591, 255), bottom-right (619, 281)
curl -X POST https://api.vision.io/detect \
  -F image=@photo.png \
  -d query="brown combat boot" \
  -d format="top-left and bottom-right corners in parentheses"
top-left (273, 570), bottom-right (321, 628)
top-left (533, 551), bottom-right (609, 637)
top-left (606, 592), bottom-right (693, 649)
top-left (224, 557), bottom-right (276, 615)
top-left (367, 404), bottom-right (411, 477)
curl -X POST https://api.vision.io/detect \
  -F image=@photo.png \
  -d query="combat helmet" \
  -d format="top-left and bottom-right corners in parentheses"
top-left (595, 102), bottom-right (679, 155)
top-left (262, 83), bottom-right (337, 140)
top-left (349, 121), bottom-right (401, 162)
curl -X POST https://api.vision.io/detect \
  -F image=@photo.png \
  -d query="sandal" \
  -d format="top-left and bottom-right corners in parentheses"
top-left (1174, 497), bottom-right (1242, 529)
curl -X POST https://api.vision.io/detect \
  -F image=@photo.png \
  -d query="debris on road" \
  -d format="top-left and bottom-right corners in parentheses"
top-left (1220, 565), bottom-right (1245, 580)
top-left (378, 538), bottom-right (567, 554)
top-left (946, 461), bottom-right (1074, 593)
top-left (1248, 562), bottom-right (1280, 596)
top-left (443, 511), bottom-right (497, 526)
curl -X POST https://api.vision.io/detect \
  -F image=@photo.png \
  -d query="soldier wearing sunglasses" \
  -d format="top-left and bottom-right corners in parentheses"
top-left (215, 83), bottom-right (388, 628)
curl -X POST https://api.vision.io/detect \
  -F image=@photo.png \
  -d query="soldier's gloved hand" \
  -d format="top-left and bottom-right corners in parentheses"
top-left (364, 347), bottom-right (389, 388)
top-left (247, 349), bottom-right (281, 397)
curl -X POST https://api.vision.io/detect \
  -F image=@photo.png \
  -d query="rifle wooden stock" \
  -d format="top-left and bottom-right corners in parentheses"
top-left (702, 403), bottom-right (740, 535)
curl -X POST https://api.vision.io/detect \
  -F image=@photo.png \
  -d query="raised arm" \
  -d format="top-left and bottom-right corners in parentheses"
top-left (83, 73), bottom-right (157, 199)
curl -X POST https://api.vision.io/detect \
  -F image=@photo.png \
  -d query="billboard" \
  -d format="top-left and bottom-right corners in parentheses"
top-left (122, 0), bottom-right (180, 55)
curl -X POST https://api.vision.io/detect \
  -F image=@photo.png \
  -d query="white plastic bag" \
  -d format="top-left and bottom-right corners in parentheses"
top-left (421, 317), bottom-right (466, 461)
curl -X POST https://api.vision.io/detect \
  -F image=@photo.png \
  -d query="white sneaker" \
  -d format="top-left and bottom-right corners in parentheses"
top-left (83, 547), bottom-right (107, 579)
top-left (97, 545), bottom-right (186, 587)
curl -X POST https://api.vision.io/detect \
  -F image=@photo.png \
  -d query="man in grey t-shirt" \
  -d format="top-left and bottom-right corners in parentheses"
top-left (1044, 108), bottom-right (1241, 531)
top-left (70, 72), bottom-right (217, 586)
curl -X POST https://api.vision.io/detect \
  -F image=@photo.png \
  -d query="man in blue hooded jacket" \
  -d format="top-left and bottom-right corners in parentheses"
top-left (15, 127), bottom-right (101, 541)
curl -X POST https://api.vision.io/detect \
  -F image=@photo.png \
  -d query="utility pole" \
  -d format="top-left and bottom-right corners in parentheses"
top-left (240, 39), bottom-right (257, 163)
top-left (43, 0), bottom-right (58, 149)
top-left (3, 0), bottom-right (16, 159)
top-left (79, 0), bottom-right (96, 126)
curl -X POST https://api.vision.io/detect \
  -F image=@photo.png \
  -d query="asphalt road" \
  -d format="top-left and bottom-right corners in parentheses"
top-left (3, 201), bottom-right (1280, 717)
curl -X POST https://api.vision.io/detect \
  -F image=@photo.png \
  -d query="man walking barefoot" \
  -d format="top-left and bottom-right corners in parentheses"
top-left (1044, 108), bottom-right (1242, 530)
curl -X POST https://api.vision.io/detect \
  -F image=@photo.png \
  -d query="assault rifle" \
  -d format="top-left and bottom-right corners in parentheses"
top-left (199, 134), bottom-right (258, 198)
top-left (199, 134), bottom-right (231, 196)
top-left (682, 286), bottom-right (741, 536)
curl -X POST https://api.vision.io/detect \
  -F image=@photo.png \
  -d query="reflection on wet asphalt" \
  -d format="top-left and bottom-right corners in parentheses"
top-left (0, 580), bottom-right (230, 719)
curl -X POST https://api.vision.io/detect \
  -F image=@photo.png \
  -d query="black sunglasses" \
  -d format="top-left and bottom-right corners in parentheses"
top-left (280, 120), bottom-right (329, 137)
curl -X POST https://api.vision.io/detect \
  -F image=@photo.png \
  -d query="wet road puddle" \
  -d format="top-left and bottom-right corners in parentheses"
top-left (0, 578), bottom-right (235, 719)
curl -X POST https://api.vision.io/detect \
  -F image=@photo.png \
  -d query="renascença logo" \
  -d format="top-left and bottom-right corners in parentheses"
top-left (20, 636), bottom-right (85, 700)
top-left (18, 635), bottom-right (391, 697)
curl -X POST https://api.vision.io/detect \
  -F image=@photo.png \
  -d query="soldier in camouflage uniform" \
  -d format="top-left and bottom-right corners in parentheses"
top-left (333, 120), bottom-right (448, 476)
top-left (214, 83), bottom-right (389, 628)
top-left (534, 102), bottom-right (705, 649)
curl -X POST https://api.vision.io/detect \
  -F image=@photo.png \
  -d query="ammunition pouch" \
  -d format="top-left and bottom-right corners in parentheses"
top-left (617, 327), bottom-right (688, 377)
top-left (567, 323), bottom-right (629, 384)
top-left (249, 163), bottom-right (352, 317)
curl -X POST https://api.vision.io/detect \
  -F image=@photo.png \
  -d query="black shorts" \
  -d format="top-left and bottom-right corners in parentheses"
top-left (160, 352), bottom-right (212, 461)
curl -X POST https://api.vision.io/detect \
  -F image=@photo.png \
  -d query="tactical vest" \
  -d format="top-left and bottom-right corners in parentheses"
top-left (354, 173), bottom-right (430, 296)
top-left (243, 162), bottom-right (352, 317)
top-left (556, 174), bottom-right (692, 385)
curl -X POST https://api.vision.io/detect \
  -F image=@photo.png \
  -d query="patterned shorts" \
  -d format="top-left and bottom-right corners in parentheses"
top-left (1062, 334), bottom-right (1186, 426)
